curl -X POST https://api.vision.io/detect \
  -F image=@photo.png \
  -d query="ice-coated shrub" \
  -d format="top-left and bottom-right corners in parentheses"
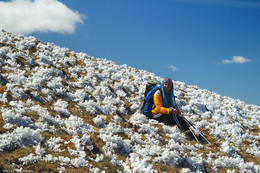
top-left (0, 127), bottom-right (42, 151)
top-left (63, 115), bottom-right (94, 135)
top-left (116, 89), bottom-right (127, 97)
top-left (15, 36), bottom-right (37, 50)
top-left (154, 150), bottom-right (183, 166)
top-left (70, 134), bottom-right (93, 152)
top-left (54, 99), bottom-right (70, 117)
top-left (71, 157), bottom-right (89, 168)
top-left (19, 153), bottom-right (42, 165)
top-left (1, 108), bottom-right (34, 127)
top-left (129, 112), bottom-right (148, 126)
top-left (46, 137), bottom-right (65, 152)
top-left (127, 153), bottom-right (155, 173)
top-left (72, 89), bottom-right (87, 102)
top-left (246, 142), bottom-right (260, 157)
top-left (1, 29), bottom-right (260, 173)
top-left (29, 105), bottom-right (57, 125)
top-left (130, 102), bottom-right (140, 111)
top-left (100, 133), bottom-right (132, 157)
top-left (119, 105), bottom-right (128, 115)
top-left (80, 99), bottom-right (98, 114)
top-left (93, 115), bottom-right (107, 127)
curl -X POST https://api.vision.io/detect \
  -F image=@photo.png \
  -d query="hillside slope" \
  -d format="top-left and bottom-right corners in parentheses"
top-left (0, 29), bottom-right (259, 172)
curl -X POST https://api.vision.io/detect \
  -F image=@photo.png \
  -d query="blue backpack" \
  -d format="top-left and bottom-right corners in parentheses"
top-left (141, 80), bottom-right (161, 118)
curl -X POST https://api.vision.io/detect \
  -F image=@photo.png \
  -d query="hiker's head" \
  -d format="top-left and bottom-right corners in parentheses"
top-left (163, 77), bottom-right (173, 93)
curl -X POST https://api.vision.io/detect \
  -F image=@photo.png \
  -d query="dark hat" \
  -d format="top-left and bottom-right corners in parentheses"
top-left (163, 77), bottom-right (172, 84)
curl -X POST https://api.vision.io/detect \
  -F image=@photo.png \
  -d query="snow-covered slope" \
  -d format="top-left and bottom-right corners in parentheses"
top-left (0, 29), bottom-right (259, 172)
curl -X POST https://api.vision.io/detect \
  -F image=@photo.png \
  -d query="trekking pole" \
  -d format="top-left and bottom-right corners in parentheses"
top-left (172, 113), bottom-right (183, 130)
top-left (174, 97), bottom-right (210, 144)
top-left (182, 116), bottom-right (196, 127)
top-left (182, 116), bottom-right (210, 144)
top-left (188, 127), bottom-right (200, 142)
top-left (173, 97), bottom-right (199, 142)
top-left (172, 113), bottom-right (200, 143)
top-left (186, 124), bottom-right (200, 142)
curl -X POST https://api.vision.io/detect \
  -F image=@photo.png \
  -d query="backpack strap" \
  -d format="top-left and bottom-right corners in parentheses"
top-left (143, 85), bottom-right (161, 116)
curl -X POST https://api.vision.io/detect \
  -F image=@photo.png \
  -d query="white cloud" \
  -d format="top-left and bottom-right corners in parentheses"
top-left (222, 56), bottom-right (251, 64)
top-left (168, 65), bottom-right (177, 71)
top-left (0, 0), bottom-right (84, 34)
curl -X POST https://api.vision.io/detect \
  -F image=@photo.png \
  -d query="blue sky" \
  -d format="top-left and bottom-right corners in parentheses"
top-left (0, 0), bottom-right (260, 106)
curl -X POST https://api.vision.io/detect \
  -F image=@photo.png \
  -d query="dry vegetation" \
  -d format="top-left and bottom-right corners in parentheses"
top-left (0, 31), bottom-right (259, 172)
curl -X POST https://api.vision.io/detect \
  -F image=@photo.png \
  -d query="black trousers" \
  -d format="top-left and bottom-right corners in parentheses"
top-left (153, 113), bottom-right (190, 131)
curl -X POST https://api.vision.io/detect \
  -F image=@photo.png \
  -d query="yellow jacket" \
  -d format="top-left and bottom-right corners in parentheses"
top-left (151, 90), bottom-right (170, 115)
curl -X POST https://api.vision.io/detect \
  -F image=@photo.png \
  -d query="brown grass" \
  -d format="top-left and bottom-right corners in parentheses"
top-left (76, 60), bottom-right (86, 67)
top-left (0, 147), bottom-right (35, 170)
top-left (0, 110), bottom-right (8, 134)
top-left (153, 163), bottom-right (180, 173)
top-left (0, 86), bottom-right (7, 93)
top-left (1, 42), bottom-right (259, 172)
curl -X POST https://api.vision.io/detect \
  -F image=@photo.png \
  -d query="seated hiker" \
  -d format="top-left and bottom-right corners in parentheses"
top-left (151, 78), bottom-right (189, 132)
top-left (142, 78), bottom-right (209, 143)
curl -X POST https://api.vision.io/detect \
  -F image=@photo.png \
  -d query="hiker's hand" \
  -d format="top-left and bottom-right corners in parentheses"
top-left (173, 109), bottom-right (181, 116)
top-left (169, 108), bottom-right (180, 115)
top-left (169, 108), bottom-right (174, 114)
